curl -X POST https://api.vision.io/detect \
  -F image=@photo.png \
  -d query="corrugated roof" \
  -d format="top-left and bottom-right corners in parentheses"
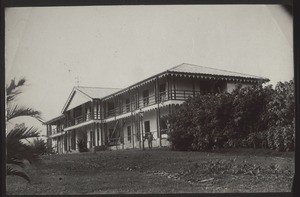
top-left (168, 63), bottom-right (267, 80)
top-left (75, 86), bottom-right (122, 99)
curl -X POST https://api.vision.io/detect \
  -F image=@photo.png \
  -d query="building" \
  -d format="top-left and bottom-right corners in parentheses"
top-left (45, 63), bottom-right (269, 154)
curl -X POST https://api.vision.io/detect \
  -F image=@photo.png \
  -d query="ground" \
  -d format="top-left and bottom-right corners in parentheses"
top-left (6, 148), bottom-right (294, 195)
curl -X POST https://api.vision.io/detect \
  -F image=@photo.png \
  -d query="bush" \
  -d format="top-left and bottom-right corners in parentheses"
top-left (31, 138), bottom-right (55, 155)
top-left (267, 80), bottom-right (295, 127)
top-left (77, 139), bottom-right (88, 152)
top-left (282, 124), bottom-right (295, 151)
top-left (94, 145), bottom-right (108, 151)
top-left (168, 80), bottom-right (295, 152)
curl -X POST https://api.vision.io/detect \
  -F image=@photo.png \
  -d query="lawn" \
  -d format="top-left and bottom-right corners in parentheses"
top-left (6, 148), bottom-right (294, 195)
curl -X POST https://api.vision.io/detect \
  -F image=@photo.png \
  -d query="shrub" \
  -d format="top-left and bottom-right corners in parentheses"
top-left (267, 80), bottom-right (295, 127)
top-left (30, 138), bottom-right (47, 155)
top-left (282, 124), bottom-right (295, 151)
top-left (31, 138), bottom-right (55, 155)
top-left (94, 145), bottom-right (108, 151)
top-left (77, 139), bottom-right (88, 152)
top-left (167, 80), bottom-right (294, 152)
top-left (231, 84), bottom-right (274, 139)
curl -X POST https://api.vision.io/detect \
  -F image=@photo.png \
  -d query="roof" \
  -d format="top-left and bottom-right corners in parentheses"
top-left (168, 63), bottom-right (268, 80)
top-left (49, 63), bottom-right (270, 120)
top-left (100, 63), bottom-right (269, 100)
top-left (44, 114), bottom-right (65, 124)
top-left (75, 86), bottom-right (122, 99)
top-left (60, 86), bottom-right (122, 113)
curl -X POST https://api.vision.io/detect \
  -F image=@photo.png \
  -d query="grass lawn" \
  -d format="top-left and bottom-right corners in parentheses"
top-left (6, 148), bottom-right (294, 194)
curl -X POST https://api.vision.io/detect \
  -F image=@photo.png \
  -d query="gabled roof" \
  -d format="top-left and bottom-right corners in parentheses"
top-left (61, 86), bottom-right (121, 113)
top-left (168, 63), bottom-right (268, 80)
top-left (59, 63), bottom-right (269, 113)
top-left (76, 86), bottom-right (121, 99)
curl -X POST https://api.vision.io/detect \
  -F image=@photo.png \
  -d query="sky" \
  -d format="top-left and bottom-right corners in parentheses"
top-left (5, 5), bottom-right (293, 135)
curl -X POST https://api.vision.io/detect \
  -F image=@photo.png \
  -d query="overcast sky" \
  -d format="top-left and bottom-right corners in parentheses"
top-left (5, 5), bottom-right (293, 127)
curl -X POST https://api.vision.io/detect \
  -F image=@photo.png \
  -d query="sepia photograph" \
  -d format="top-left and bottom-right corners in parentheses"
top-left (5, 4), bottom-right (294, 195)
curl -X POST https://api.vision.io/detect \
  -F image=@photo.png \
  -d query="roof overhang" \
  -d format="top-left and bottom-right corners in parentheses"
top-left (167, 71), bottom-right (270, 84)
top-left (101, 69), bottom-right (269, 101)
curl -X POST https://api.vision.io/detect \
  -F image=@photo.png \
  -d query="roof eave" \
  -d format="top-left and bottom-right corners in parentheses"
top-left (44, 115), bottom-right (65, 125)
top-left (168, 70), bottom-right (269, 82)
top-left (101, 70), bottom-right (169, 100)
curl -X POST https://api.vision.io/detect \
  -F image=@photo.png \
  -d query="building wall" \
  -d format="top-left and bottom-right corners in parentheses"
top-left (227, 82), bottom-right (237, 93)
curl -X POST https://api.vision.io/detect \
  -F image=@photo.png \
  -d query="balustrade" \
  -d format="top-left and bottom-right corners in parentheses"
top-left (65, 89), bottom-right (201, 124)
top-left (104, 89), bottom-right (200, 118)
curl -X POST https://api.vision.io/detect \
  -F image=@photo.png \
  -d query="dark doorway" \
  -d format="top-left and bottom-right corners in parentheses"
top-left (144, 121), bottom-right (150, 137)
top-left (143, 90), bottom-right (149, 106)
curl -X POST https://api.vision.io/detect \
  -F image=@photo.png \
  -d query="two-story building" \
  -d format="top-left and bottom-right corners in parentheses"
top-left (45, 63), bottom-right (269, 154)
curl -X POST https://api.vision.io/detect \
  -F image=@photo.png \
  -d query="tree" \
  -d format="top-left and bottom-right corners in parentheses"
top-left (6, 78), bottom-right (41, 182)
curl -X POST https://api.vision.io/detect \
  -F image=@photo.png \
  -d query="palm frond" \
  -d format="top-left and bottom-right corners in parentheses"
top-left (6, 91), bottom-right (22, 103)
top-left (6, 157), bottom-right (25, 168)
top-left (6, 78), bottom-right (26, 96)
top-left (6, 127), bottom-right (41, 164)
top-left (6, 126), bottom-right (40, 140)
top-left (6, 166), bottom-right (30, 182)
top-left (7, 104), bottom-right (40, 121)
top-left (6, 139), bottom-right (40, 165)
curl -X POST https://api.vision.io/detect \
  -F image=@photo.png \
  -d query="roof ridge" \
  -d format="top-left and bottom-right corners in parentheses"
top-left (76, 86), bottom-right (121, 89)
top-left (179, 63), bottom-right (265, 79)
top-left (74, 87), bottom-right (93, 99)
top-left (167, 63), bottom-right (185, 71)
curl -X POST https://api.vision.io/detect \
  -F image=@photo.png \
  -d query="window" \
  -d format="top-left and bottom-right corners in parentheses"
top-left (213, 81), bottom-right (227, 93)
top-left (125, 98), bottom-right (130, 112)
top-left (144, 121), bottom-right (150, 137)
top-left (71, 130), bottom-right (76, 150)
top-left (97, 124), bottom-right (100, 146)
top-left (136, 123), bottom-right (140, 141)
top-left (160, 118), bottom-right (168, 135)
top-left (127, 126), bottom-right (131, 142)
top-left (90, 131), bottom-right (95, 147)
top-left (200, 80), bottom-right (227, 94)
top-left (107, 102), bottom-right (115, 116)
top-left (85, 106), bottom-right (92, 120)
top-left (109, 128), bottom-right (115, 138)
top-left (159, 84), bottom-right (166, 102)
top-left (143, 90), bottom-right (149, 106)
top-left (64, 136), bottom-right (67, 151)
top-left (199, 81), bottom-right (212, 94)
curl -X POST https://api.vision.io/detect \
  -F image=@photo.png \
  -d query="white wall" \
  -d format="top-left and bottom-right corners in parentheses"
top-left (227, 82), bottom-right (236, 93)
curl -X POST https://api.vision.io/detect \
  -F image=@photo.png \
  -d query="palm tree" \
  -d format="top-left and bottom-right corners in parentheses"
top-left (6, 78), bottom-right (42, 182)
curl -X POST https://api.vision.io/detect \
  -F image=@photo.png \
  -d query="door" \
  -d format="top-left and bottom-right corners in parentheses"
top-left (144, 121), bottom-right (150, 137)
top-left (143, 90), bottom-right (149, 106)
top-left (159, 84), bottom-right (166, 101)
top-left (90, 131), bottom-right (93, 148)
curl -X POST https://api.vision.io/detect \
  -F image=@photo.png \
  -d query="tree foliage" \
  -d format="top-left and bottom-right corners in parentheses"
top-left (6, 78), bottom-right (42, 182)
top-left (168, 80), bottom-right (295, 152)
top-left (30, 138), bottom-right (55, 155)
